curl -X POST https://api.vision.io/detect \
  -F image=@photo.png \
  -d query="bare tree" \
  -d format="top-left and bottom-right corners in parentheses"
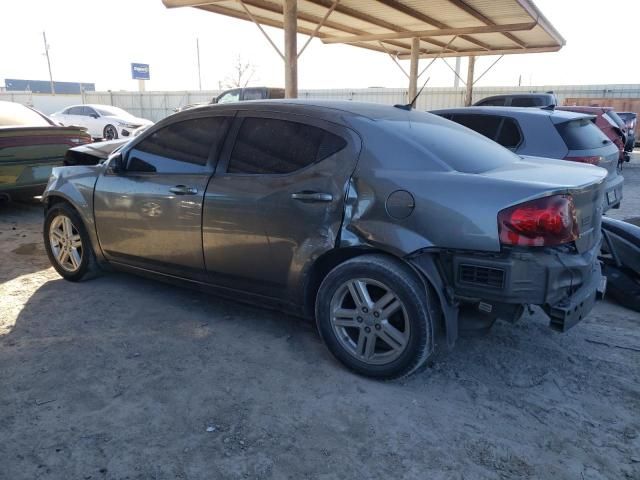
top-left (221, 55), bottom-right (256, 89)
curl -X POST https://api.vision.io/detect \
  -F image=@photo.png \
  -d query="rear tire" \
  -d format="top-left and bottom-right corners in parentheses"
top-left (315, 254), bottom-right (434, 379)
top-left (44, 202), bottom-right (100, 282)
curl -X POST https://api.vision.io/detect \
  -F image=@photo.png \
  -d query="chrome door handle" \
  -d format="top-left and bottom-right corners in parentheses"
top-left (291, 191), bottom-right (333, 203)
top-left (169, 185), bottom-right (198, 195)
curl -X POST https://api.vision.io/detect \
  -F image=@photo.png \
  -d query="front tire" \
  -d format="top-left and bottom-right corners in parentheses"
top-left (315, 254), bottom-right (434, 379)
top-left (103, 124), bottom-right (118, 140)
top-left (44, 202), bottom-right (99, 281)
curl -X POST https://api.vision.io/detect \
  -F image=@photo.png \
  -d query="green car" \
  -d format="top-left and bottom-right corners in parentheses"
top-left (0, 101), bottom-right (92, 201)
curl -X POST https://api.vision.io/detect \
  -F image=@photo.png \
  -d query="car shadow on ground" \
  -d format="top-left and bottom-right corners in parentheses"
top-left (0, 199), bottom-right (50, 282)
top-left (1, 268), bottom-right (639, 479)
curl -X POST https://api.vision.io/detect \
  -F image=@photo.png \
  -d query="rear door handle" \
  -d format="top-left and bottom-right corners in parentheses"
top-left (291, 191), bottom-right (333, 203)
top-left (169, 185), bottom-right (198, 195)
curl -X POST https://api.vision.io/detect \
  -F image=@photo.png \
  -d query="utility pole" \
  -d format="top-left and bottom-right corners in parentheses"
top-left (42, 31), bottom-right (55, 95)
top-left (196, 37), bottom-right (202, 90)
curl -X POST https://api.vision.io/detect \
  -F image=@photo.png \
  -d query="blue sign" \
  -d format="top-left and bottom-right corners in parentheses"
top-left (131, 63), bottom-right (150, 80)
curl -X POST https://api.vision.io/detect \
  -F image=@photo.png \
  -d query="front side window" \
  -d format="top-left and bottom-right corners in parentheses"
top-left (217, 91), bottom-right (240, 104)
top-left (127, 116), bottom-right (231, 173)
top-left (227, 117), bottom-right (347, 175)
top-left (68, 106), bottom-right (84, 115)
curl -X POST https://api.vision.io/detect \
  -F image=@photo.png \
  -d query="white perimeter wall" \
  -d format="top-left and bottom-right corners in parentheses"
top-left (3, 84), bottom-right (640, 122)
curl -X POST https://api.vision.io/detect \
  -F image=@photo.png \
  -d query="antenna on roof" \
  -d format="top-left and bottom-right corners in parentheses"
top-left (394, 76), bottom-right (430, 111)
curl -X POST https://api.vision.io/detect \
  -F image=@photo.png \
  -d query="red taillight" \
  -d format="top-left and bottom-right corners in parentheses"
top-left (564, 155), bottom-right (602, 165)
top-left (498, 195), bottom-right (579, 246)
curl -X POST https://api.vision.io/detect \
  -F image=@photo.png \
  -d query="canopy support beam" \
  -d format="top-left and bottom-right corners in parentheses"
top-left (284, 0), bottom-right (297, 98)
top-left (465, 56), bottom-right (475, 106)
top-left (408, 37), bottom-right (420, 101)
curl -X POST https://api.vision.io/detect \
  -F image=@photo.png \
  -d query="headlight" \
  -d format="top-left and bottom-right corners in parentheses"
top-left (117, 122), bottom-right (137, 129)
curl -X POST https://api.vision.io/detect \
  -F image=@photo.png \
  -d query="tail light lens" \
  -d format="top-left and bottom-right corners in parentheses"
top-left (564, 155), bottom-right (602, 165)
top-left (498, 195), bottom-right (579, 246)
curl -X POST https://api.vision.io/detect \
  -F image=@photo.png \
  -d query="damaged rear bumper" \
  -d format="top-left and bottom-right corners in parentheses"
top-left (410, 241), bottom-right (605, 334)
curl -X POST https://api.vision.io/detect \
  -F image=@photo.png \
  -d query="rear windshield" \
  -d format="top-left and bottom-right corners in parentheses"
top-left (556, 118), bottom-right (609, 150)
top-left (0, 102), bottom-right (51, 127)
top-left (605, 111), bottom-right (626, 130)
top-left (386, 113), bottom-right (519, 173)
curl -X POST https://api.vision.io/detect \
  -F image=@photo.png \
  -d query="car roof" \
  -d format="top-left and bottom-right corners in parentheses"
top-left (482, 93), bottom-right (553, 98)
top-left (183, 99), bottom-right (425, 121)
top-left (431, 106), bottom-right (591, 122)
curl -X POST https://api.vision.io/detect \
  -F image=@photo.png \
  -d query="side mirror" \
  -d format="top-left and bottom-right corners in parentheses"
top-left (109, 153), bottom-right (125, 174)
top-left (90, 113), bottom-right (99, 119)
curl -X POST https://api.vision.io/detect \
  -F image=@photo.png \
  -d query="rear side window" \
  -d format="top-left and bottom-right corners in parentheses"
top-left (128, 116), bottom-right (231, 172)
top-left (556, 118), bottom-right (609, 150)
top-left (495, 118), bottom-right (522, 149)
top-left (511, 97), bottom-right (540, 107)
top-left (227, 118), bottom-right (347, 175)
top-left (450, 114), bottom-right (502, 140)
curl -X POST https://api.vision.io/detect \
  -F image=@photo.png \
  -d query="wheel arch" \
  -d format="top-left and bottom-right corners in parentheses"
top-left (43, 192), bottom-right (106, 264)
top-left (303, 247), bottom-right (445, 328)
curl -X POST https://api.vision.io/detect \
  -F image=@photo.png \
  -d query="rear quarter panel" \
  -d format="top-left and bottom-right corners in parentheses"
top-left (0, 127), bottom-right (91, 192)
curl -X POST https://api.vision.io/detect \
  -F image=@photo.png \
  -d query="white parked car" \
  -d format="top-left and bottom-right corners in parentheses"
top-left (50, 104), bottom-right (153, 140)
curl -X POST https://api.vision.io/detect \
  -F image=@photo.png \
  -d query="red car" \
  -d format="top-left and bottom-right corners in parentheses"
top-left (558, 106), bottom-right (627, 163)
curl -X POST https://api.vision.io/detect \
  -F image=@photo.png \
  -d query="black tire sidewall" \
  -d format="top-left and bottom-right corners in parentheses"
top-left (104, 125), bottom-right (118, 140)
top-left (316, 256), bottom-right (432, 379)
top-left (44, 204), bottom-right (94, 282)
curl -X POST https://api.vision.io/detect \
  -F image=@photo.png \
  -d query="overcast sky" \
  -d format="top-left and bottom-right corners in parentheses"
top-left (1, 0), bottom-right (638, 92)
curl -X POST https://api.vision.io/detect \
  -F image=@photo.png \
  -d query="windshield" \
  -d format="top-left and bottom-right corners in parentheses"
top-left (95, 106), bottom-right (134, 118)
top-left (0, 101), bottom-right (52, 127)
top-left (556, 118), bottom-right (610, 150)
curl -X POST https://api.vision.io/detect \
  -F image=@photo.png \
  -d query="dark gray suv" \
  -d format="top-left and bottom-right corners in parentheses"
top-left (42, 101), bottom-right (607, 379)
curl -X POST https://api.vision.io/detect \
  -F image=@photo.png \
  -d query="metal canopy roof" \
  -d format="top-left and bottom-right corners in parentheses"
top-left (162, 0), bottom-right (565, 59)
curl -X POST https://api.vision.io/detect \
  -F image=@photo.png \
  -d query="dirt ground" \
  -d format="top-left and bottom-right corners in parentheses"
top-left (1, 156), bottom-right (639, 480)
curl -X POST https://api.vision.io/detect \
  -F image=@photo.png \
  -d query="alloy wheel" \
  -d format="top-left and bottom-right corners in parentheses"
top-left (329, 278), bottom-right (410, 365)
top-left (49, 215), bottom-right (83, 273)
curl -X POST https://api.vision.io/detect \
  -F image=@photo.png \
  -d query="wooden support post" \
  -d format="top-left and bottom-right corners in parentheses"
top-left (465, 55), bottom-right (475, 106)
top-left (284, 0), bottom-right (298, 98)
top-left (408, 37), bottom-right (419, 103)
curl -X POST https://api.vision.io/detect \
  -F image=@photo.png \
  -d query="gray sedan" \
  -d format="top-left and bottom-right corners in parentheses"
top-left (42, 101), bottom-right (607, 379)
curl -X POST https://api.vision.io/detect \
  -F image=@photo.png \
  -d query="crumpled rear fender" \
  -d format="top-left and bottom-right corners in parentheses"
top-left (338, 179), bottom-right (460, 346)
